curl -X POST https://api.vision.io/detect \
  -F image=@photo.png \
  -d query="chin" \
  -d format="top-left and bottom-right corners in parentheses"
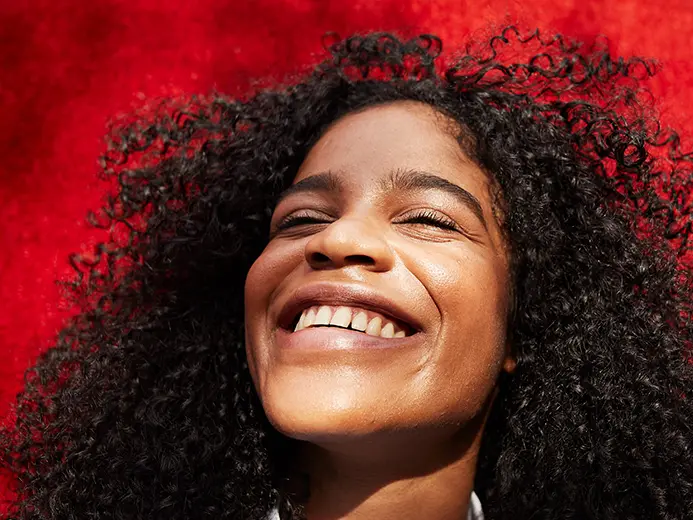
top-left (267, 412), bottom-right (383, 443)
top-left (261, 389), bottom-right (389, 441)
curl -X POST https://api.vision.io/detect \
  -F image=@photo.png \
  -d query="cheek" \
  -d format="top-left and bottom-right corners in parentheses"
top-left (244, 242), bottom-right (301, 379)
top-left (421, 248), bottom-right (509, 326)
top-left (245, 240), bottom-right (302, 311)
top-left (416, 249), bottom-right (510, 404)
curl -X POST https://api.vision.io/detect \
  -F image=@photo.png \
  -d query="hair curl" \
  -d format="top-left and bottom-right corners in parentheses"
top-left (2, 27), bottom-right (693, 520)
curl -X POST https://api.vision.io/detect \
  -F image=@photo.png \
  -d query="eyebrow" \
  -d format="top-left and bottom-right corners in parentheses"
top-left (276, 169), bottom-right (487, 228)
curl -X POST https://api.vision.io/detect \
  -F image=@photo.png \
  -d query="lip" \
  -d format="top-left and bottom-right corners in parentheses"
top-left (276, 325), bottom-right (421, 352)
top-left (275, 281), bottom-right (423, 335)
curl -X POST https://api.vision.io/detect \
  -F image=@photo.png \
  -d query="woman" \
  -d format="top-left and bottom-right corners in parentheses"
top-left (2, 28), bottom-right (692, 519)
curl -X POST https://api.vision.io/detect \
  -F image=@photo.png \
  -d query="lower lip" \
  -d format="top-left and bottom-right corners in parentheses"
top-left (275, 326), bottom-right (420, 351)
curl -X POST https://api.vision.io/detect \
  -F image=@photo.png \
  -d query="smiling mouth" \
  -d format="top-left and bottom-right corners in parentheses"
top-left (289, 304), bottom-right (415, 339)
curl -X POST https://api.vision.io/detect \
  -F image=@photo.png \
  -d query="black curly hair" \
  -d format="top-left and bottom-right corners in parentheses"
top-left (1, 27), bottom-right (692, 520)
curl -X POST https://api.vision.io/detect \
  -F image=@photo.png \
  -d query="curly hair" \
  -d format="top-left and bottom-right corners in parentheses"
top-left (1, 27), bottom-right (692, 520)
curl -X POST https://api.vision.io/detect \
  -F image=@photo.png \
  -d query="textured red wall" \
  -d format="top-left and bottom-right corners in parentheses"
top-left (1, 0), bottom-right (692, 435)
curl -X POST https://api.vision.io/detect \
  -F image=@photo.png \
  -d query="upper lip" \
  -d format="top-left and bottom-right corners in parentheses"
top-left (276, 282), bottom-right (422, 334)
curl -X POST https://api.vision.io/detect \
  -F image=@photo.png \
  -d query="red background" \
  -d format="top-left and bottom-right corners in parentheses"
top-left (1, 0), bottom-right (692, 447)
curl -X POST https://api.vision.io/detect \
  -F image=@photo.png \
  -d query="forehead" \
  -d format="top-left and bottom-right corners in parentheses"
top-left (296, 101), bottom-right (489, 195)
top-left (289, 100), bottom-right (508, 259)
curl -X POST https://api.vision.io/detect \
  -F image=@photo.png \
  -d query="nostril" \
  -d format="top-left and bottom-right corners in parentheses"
top-left (345, 254), bottom-right (375, 266)
top-left (310, 252), bottom-right (375, 266)
top-left (309, 252), bottom-right (331, 264)
top-left (307, 252), bottom-right (376, 267)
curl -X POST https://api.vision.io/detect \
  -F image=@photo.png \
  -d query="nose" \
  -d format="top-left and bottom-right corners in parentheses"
top-left (304, 215), bottom-right (395, 272)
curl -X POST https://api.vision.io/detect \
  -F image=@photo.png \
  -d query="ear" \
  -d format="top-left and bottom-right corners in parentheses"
top-left (502, 341), bottom-right (516, 374)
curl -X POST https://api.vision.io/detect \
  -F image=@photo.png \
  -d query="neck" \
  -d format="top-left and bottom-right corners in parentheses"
top-left (294, 424), bottom-right (482, 520)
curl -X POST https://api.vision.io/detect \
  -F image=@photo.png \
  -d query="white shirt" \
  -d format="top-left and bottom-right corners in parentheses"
top-left (266, 491), bottom-right (484, 519)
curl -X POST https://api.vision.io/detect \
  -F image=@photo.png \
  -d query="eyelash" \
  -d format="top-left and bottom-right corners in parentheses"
top-left (275, 210), bottom-right (459, 232)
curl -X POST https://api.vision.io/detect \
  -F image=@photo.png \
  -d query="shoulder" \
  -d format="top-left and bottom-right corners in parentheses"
top-left (266, 491), bottom-right (485, 519)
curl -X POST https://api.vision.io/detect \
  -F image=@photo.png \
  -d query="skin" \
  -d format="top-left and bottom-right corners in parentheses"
top-left (244, 101), bottom-right (516, 519)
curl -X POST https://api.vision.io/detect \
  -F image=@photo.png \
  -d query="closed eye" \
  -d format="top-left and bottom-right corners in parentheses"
top-left (400, 210), bottom-right (459, 231)
top-left (273, 210), bottom-right (461, 234)
top-left (274, 213), bottom-right (329, 231)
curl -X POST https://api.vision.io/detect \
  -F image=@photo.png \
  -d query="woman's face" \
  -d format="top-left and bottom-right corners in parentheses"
top-left (244, 101), bottom-right (514, 443)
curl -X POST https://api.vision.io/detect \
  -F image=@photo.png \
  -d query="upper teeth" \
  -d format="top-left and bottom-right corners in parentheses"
top-left (294, 305), bottom-right (407, 338)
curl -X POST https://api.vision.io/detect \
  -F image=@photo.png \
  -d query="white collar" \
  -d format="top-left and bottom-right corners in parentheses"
top-left (266, 490), bottom-right (484, 519)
